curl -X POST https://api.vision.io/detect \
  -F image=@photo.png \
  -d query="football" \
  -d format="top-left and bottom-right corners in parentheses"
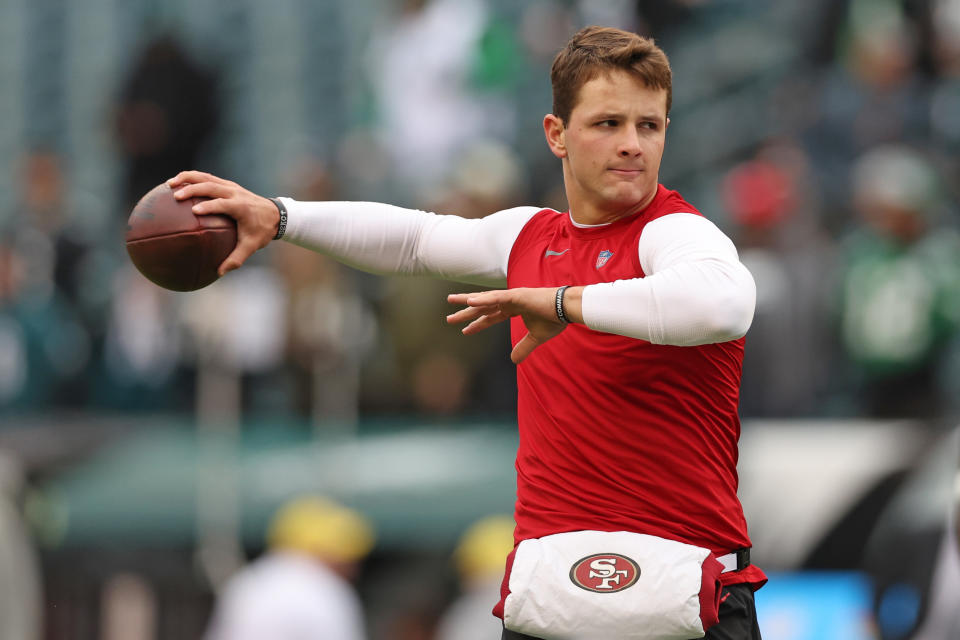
top-left (125, 182), bottom-right (237, 291)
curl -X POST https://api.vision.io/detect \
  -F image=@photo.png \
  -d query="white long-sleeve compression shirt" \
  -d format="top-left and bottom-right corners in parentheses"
top-left (279, 199), bottom-right (755, 346)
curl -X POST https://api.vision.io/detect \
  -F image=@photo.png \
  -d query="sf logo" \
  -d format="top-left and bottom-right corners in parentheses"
top-left (590, 558), bottom-right (629, 589)
top-left (570, 553), bottom-right (640, 593)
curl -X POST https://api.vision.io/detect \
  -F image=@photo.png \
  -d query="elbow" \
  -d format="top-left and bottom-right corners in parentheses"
top-left (704, 270), bottom-right (756, 341)
top-left (707, 294), bottom-right (754, 340)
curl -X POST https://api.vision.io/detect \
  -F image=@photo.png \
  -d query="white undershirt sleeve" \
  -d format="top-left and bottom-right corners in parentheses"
top-left (278, 199), bottom-right (540, 287)
top-left (581, 213), bottom-right (756, 346)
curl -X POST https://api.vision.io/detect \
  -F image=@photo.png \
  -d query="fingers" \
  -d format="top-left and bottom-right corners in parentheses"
top-left (447, 290), bottom-right (512, 310)
top-left (447, 304), bottom-right (505, 331)
top-left (167, 170), bottom-right (231, 189)
top-left (447, 293), bottom-right (474, 306)
top-left (217, 238), bottom-right (259, 276)
top-left (466, 291), bottom-right (510, 308)
top-left (165, 171), bottom-right (272, 278)
top-left (172, 182), bottom-right (234, 202)
top-left (462, 309), bottom-right (508, 334)
top-left (446, 291), bottom-right (510, 336)
top-left (447, 291), bottom-right (507, 323)
top-left (510, 333), bottom-right (540, 364)
top-left (446, 303), bottom-right (496, 325)
top-left (190, 197), bottom-right (230, 216)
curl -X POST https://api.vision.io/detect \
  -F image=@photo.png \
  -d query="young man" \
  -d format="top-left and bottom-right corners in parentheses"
top-left (169, 26), bottom-right (765, 639)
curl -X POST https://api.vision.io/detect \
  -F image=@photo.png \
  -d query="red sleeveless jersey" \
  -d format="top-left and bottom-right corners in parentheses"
top-left (495, 185), bottom-right (766, 616)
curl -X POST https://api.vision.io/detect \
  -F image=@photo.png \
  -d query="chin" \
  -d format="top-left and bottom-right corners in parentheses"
top-left (606, 187), bottom-right (651, 208)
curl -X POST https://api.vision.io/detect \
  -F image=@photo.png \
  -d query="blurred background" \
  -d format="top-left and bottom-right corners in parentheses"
top-left (1, 0), bottom-right (959, 638)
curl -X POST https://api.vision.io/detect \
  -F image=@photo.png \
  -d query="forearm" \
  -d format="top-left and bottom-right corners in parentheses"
top-left (280, 199), bottom-right (537, 286)
top-left (281, 199), bottom-right (439, 276)
top-left (580, 261), bottom-right (755, 345)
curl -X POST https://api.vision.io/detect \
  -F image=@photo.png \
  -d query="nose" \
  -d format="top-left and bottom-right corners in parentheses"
top-left (617, 128), bottom-right (642, 157)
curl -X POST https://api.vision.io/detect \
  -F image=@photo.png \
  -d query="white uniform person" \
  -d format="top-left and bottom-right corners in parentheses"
top-left (204, 497), bottom-right (374, 640)
top-left (435, 515), bottom-right (516, 640)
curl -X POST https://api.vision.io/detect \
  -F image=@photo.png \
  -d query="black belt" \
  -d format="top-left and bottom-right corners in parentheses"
top-left (717, 547), bottom-right (751, 573)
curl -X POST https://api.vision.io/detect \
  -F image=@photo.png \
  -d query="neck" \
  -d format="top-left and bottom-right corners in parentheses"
top-left (567, 186), bottom-right (659, 226)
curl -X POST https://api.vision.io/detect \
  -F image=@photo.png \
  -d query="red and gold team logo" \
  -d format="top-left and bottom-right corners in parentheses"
top-left (569, 553), bottom-right (640, 593)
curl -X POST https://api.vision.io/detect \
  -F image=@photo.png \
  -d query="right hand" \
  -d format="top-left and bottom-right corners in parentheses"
top-left (168, 170), bottom-right (280, 276)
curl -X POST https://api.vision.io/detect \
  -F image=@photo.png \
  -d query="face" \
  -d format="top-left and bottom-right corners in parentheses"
top-left (544, 70), bottom-right (668, 224)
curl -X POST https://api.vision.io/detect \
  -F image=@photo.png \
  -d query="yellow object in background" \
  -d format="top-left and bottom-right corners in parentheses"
top-left (454, 514), bottom-right (515, 582)
top-left (267, 497), bottom-right (375, 563)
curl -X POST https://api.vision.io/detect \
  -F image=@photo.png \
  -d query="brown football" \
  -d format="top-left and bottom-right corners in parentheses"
top-left (125, 183), bottom-right (237, 291)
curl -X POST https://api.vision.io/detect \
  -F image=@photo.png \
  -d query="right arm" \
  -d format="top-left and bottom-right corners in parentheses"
top-left (281, 199), bottom-right (538, 287)
top-left (168, 171), bottom-right (537, 287)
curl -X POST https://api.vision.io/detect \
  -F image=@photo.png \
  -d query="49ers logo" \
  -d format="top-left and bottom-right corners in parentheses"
top-left (569, 553), bottom-right (640, 593)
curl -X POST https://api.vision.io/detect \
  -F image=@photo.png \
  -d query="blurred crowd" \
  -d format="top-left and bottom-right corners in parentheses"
top-left (1, 0), bottom-right (960, 429)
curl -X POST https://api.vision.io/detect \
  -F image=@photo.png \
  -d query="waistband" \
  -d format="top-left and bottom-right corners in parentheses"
top-left (717, 548), bottom-right (751, 573)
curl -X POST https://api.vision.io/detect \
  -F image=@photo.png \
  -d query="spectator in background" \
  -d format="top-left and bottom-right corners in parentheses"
top-left (0, 149), bottom-right (94, 410)
top-left (20, 150), bottom-right (90, 311)
top-left (115, 34), bottom-right (220, 212)
top-left (375, 139), bottom-right (527, 418)
top-left (204, 496), bottom-right (374, 640)
top-left (0, 452), bottom-right (41, 640)
top-left (95, 264), bottom-right (185, 412)
top-left (0, 238), bottom-right (33, 410)
top-left (435, 515), bottom-right (515, 640)
top-left (632, 0), bottom-right (700, 40)
top-left (805, 4), bottom-right (932, 228)
top-left (929, 0), bottom-right (960, 153)
top-left (723, 139), bottom-right (838, 417)
top-left (834, 144), bottom-right (960, 420)
top-left (366, 0), bottom-right (516, 200)
top-left (272, 158), bottom-right (377, 424)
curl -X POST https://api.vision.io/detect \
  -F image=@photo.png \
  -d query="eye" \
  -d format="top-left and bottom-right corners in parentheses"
top-left (597, 119), bottom-right (618, 127)
top-left (640, 121), bottom-right (659, 130)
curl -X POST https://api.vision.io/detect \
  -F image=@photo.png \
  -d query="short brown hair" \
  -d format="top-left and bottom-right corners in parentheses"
top-left (550, 26), bottom-right (672, 124)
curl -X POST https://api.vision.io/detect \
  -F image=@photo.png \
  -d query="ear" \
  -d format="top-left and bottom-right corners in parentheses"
top-left (543, 114), bottom-right (567, 159)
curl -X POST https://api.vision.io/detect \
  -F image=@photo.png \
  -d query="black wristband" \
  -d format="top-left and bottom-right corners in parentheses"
top-left (269, 197), bottom-right (288, 240)
top-left (555, 285), bottom-right (570, 324)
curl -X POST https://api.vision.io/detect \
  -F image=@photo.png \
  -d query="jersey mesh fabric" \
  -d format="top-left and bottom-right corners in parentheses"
top-left (494, 185), bottom-right (766, 618)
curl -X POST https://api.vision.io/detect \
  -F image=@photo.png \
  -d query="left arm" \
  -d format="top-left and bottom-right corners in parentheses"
top-left (581, 213), bottom-right (755, 346)
top-left (447, 213), bottom-right (755, 361)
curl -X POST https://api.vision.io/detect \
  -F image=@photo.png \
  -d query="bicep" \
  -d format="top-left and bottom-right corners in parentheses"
top-left (638, 213), bottom-right (743, 273)
top-left (417, 206), bottom-right (540, 286)
top-left (582, 213), bottom-right (756, 345)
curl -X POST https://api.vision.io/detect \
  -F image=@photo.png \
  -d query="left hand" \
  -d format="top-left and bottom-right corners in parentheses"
top-left (446, 287), bottom-right (570, 363)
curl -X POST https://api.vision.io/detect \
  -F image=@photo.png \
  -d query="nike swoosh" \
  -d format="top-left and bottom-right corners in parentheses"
top-left (544, 249), bottom-right (569, 257)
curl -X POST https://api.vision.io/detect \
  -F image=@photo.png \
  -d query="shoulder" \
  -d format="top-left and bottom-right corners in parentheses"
top-left (644, 185), bottom-right (704, 223)
top-left (503, 206), bottom-right (563, 225)
top-left (481, 205), bottom-right (553, 226)
top-left (638, 213), bottom-right (740, 262)
top-left (473, 205), bottom-right (557, 239)
top-left (488, 205), bottom-right (553, 218)
top-left (506, 206), bottom-right (565, 239)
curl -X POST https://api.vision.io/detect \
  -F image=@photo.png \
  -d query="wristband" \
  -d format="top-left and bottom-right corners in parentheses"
top-left (269, 197), bottom-right (288, 240)
top-left (555, 285), bottom-right (570, 324)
